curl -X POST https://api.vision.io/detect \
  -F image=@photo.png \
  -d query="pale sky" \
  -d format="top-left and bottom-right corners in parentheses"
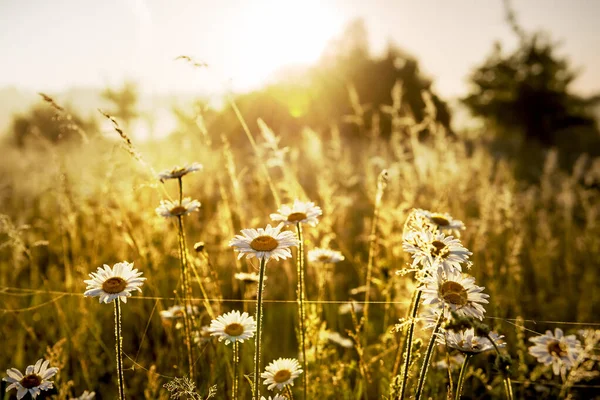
top-left (1, 0), bottom-right (599, 100)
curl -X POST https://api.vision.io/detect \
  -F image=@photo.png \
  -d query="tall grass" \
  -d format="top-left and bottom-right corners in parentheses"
top-left (0, 86), bottom-right (599, 399)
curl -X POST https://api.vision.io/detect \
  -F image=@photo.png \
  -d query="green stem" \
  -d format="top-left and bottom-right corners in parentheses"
top-left (233, 341), bottom-right (239, 400)
top-left (178, 176), bottom-right (183, 203)
top-left (253, 258), bottom-right (267, 400)
top-left (295, 223), bottom-right (308, 399)
top-left (114, 300), bottom-right (126, 400)
top-left (177, 215), bottom-right (195, 382)
top-left (396, 289), bottom-right (422, 400)
top-left (488, 335), bottom-right (513, 400)
top-left (414, 312), bottom-right (443, 400)
top-left (455, 354), bottom-right (472, 400)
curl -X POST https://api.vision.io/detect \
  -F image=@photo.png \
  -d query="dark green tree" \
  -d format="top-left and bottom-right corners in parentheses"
top-left (462, 0), bottom-right (599, 153)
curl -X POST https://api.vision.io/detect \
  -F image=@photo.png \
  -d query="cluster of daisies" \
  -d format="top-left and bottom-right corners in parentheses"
top-left (401, 208), bottom-right (582, 382)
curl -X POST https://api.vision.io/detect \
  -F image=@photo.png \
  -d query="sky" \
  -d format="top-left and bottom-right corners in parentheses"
top-left (1, 0), bottom-right (599, 100)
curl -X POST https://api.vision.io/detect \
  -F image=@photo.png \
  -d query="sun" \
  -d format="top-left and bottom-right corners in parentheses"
top-left (232, 0), bottom-right (341, 88)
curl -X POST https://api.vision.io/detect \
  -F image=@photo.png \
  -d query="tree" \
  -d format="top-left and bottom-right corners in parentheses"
top-left (101, 81), bottom-right (139, 132)
top-left (462, 0), bottom-right (599, 153)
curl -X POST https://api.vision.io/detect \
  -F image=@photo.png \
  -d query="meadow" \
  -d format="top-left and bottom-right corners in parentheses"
top-left (1, 87), bottom-right (599, 399)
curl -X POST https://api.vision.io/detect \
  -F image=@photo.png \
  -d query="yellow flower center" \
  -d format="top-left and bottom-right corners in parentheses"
top-left (440, 281), bottom-right (468, 306)
top-left (102, 277), bottom-right (127, 294)
top-left (20, 374), bottom-right (42, 389)
top-left (273, 369), bottom-right (292, 383)
top-left (170, 205), bottom-right (188, 216)
top-left (318, 255), bottom-right (331, 262)
top-left (287, 212), bottom-right (308, 223)
top-left (547, 340), bottom-right (567, 357)
top-left (431, 215), bottom-right (450, 226)
top-left (250, 236), bottom-right (279, 252)
top-left (430, 240), bottom-right (449, 258)
top-left (224, 323), bottom-right (245, 337)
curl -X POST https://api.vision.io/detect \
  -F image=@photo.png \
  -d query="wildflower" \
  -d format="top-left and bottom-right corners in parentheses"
top-left (160, 305), bottom-right (199, 329)
top-left (155, 198), bottom-right (201, 218)
top-left (260, 396), bottom-right (287, 400)
top-left (414, 209), bottom-right (465, 236)
top-left (433, 353), bottom-right (466, 370)
top-left (84, 261), bottom-right (146, 304)
top-left (261, 358), bottom-right (303, 391)
top-left (234, 272), bottom-right (266, 283)
top-left (421, 266), bottom-right (489, 320)
top-left (3, 359), bottom-right (58, 400)
top-left (70, 391), bottom-right (96, 400)
top-left (403, 231), bottom-right (472, 272)
top-left (338, 300), bottom-right (363, 315)
top-left (308, 248), bottom-right (345, 264)
top-left (193, 326), bottom-right (212, 345)
top-left (528, 328), bottom-right (581, 375)
top-left (158, 162), bottom-right (202, 181)
top-left (229, 223), bottom-right (298, 261)
top-left (324, 331), bottom-right (354, 348)
top-left (437, 328), bottom-right (505, 355)
top-left (270, 199), bottom-right (322, 227)
top-left (209, 310), bottom-right (257, 345)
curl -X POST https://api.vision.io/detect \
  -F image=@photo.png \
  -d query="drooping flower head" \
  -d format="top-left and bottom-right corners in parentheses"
top-left (528, 328), bottom-right (581, 375)
top-left (270, 199), bottom-right (322, 227)
top-left (308, 248), bottom-right (345, 264)
top-left (437, 328), bottom-right (505, 355)
top-left (84, 261), bottom-right (146, 304)
top-left (157, 162), bottom-right (202, 181)
top-left (155, 198), bottom-right (201, 218)
top-left (261, 357), bottom-right (303, 391)
top-left (3, 359), bottom-right (58, 400)
top-left (403, 231), bottom-right (472, 273)
top-left (414, 209), bottom-right (466, 237)
top-left (421, 266), bottom-right (489, 320)
top-left (209, 310), bottom-right (257, 345)
top-left (229, 223), bottom-right (299, 262)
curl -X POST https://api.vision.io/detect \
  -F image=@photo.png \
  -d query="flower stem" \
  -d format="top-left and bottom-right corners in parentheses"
top-left (414, 312), bottom-right (443, 400)
top-left (455, 354), bottom-right (472, 400)
top-left (286, 385), bottom-right (295, 399)
top-left (487, 334), bottom-right (514, 400)
top-left (363, 171), bottom-right (387, 347)
top-left (114, 299), bottom-right (126, 400)
top-left (233, 341), bottom-right (239, 400)
top-left (253, 257), bottom-right (267, 400)
top-left (395, 289), bottom-right (422, 400)
top-left (177, 215), bottom-right (195, 382)
top-left (295, 222), bottom-right (308, 399)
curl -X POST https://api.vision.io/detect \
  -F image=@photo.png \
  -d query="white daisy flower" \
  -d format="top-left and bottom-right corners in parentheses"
top-left (193, 325), bottom-right (212, 345)
top-left (261, 357), bottom-right (303, 391)
top-left (155, 198), bottom-right (201, 218)
top-left (208, 310), bottom-right (257, 345)
top-left (160, 305), bottom-right (199, 329)
top-left (421, 266), bottom-right (489, 320)
top-left (234, 272), bottom-right (267, 283)
top-left (229, 223), bottom-right (299, 262)
top-left (414, 209), bottom-right (466, 237)
top-left (157, 162), bottom-right (203, 181)
top-left (324, 331), bottom-right (354, 348)
top-left (260, 395), bottom-right (287, 400)
top-left (70, 390), bottom-right (96, 400)
top-left (403, 231), bottom-right (472, 272)
top-left (3, 359), bottom-right (59, 400)
top-left (437, 328), bottom-right (505, 355)
top-left (338, 301), bottom-right (363, 315)
top-left (528, 328), bottom-right (581, 375)
top-left (308, 248), bottom-right (345, 264)
top-left (84, 261), bottom-right (146, 304)
top-left (270, 199), bottom-right (322, 227)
